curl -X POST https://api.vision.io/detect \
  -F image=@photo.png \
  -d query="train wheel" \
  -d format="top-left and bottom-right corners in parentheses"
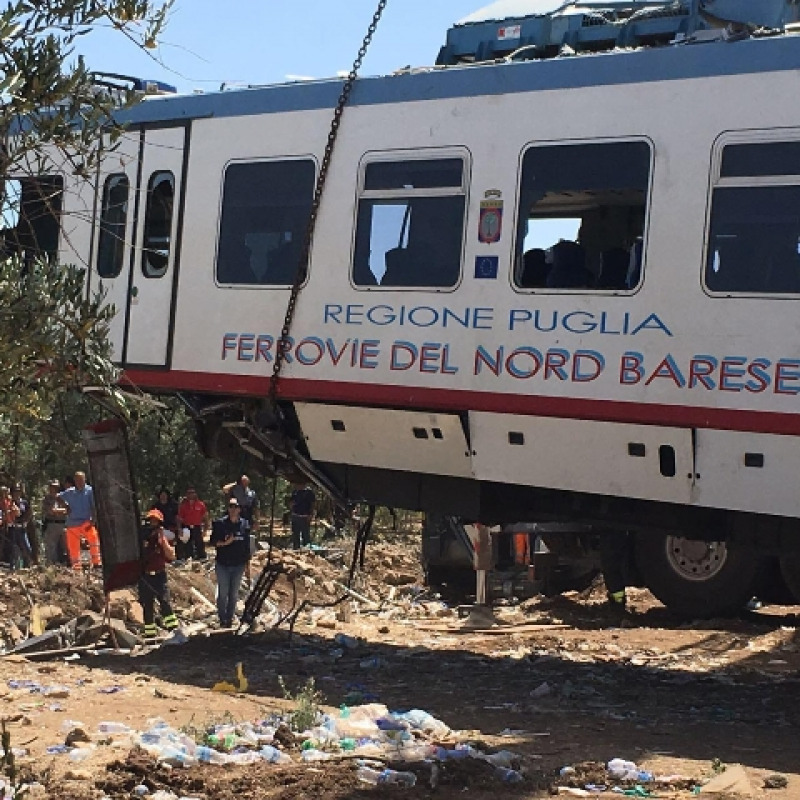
top-left (779, 554), bottom-right (800, 604)
top-left (634, 533), bottom-right (761, 618)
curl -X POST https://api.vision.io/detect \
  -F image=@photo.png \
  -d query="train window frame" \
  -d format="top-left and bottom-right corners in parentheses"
top-left (0, 175), bottom-right (64, 263)
top-left (512, 137), bottom-right (653, 295)
top-left (141, 170), bottom-right (175, 279)
top-left (214, 156), bottom-right (317, 289)
top-left (351, 148), bottom-right (470, 292)
top-left (96, 173), bottom-right (130, 279)
top-left (704, 131), bottom-right (800, 298)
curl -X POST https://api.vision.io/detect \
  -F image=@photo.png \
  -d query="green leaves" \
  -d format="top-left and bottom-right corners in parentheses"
top-left (0, 0), bottom-right (173, 178)
top-left (0, 254), bottom-right (118, 421)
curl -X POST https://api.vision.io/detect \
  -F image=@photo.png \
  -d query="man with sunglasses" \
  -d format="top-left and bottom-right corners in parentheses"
top-left (209, 497), bottom-right (252, 628)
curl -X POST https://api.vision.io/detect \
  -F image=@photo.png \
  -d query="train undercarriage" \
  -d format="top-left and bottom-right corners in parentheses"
top-left (184, 392), bottom-right (800, 619)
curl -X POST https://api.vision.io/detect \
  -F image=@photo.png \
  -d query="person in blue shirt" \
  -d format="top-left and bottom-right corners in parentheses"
top-left (209, 497), bottom-right (252, 628)
top-left (58, 471), bottom-right (102, 570)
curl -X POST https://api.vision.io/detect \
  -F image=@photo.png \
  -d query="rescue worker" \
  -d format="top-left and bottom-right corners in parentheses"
top-left (58, 471), bottom-right (102, 570)
top-left (139, 509), bottom-right (179, 638)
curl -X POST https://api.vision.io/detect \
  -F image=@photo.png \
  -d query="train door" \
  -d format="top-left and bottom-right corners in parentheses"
top-left (92, 133), bottom-right (139, 362)
top-left (123, 124), bottom-right (187, 367)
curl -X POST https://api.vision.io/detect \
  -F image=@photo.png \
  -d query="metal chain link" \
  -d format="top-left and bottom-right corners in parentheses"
top-left (269, 0), bottom-right (389, 408)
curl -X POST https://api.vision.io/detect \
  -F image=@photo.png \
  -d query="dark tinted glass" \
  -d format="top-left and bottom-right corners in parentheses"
top-left (217, 160), bottom-right (315, 285)
top-left (0, 176), bottom-right (63, 263)
top-left (365, 159), bottom-right (463, 190)
top-left (721, 142), bottom-right (800, 178)
top-left (97, 174), bottom-right (129, 279)
top-left (142, 171), bottom-right (174, 278)
top-left (705, 185), bottom-right (800, 294)
top-left (520, 141), bottom-right (650, 194)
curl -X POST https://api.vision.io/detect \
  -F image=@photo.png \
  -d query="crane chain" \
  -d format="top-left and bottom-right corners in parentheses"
top-left (268, 0), bottom-right (389, 409)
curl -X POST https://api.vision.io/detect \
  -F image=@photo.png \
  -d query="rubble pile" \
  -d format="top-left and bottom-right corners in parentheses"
top-left (0, 535), bottom-right (429, 656)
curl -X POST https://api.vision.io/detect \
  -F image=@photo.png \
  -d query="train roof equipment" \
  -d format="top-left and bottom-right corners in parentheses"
top-left (437, 0), bottom-right (800, 64)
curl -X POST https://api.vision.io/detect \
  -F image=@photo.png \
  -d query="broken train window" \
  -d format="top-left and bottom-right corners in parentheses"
top-left (352, 157), bottom-right (466, 288)
top-left (0, 176), bottom-right (64, 266)
top-left (516, 141), bottom-right (650, 291)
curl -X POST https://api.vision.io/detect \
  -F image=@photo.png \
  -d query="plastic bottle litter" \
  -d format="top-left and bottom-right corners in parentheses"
top-left (195, 746), bottom-right (230, 765)
top-left (334, 633), bottom-right (361, 649)
top-left (394, 709), bottom-right (450, 738)
top-left (301, 749), bottom-right (332, 762)
top-left (608, 759), bottom-right (639, 781)
top-left (356, 766), bottom-right (418, 787)
top-left (156, 746), bottom-right (197, 768)
top-left (259, 746), bottom-right (292, 764)
top-left (98, 722), bottom-right (131, 734)
top-left (496, 767), bottom-right (524, 783)
top-left (226, 751), bottom-right (262, 766)
top-left (482, 750), bottom-right (519, 769)
top-left (132, 786), bottom-right (149, 796)
top-left (68, 747), bottom-right (95, 763)
top-left (391, 742), bottom-right (435, 762)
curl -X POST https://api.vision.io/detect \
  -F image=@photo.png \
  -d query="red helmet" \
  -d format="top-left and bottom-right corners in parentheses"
top-left (145, 508), bottom-right (164, 522)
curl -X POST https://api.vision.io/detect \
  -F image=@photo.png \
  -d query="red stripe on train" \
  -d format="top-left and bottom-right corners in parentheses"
top-left (122, 368), bottom-right (800, 436)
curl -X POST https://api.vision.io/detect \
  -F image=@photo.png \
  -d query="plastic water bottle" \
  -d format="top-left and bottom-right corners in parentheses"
top-left (195, 746), bottom-right (229, 765)
top-left (483, 750), bottom-right (518, 769)
top-left (356, 766), bottom-right (417, 787)
top-left (68, 747), bottom-right (94, 762)
top-left (301, 749), bottom-right (331, 762)
top-left (334, 633), bottom-right (361, 649)
top-left (259, 745), bottom-right (291, 764)
top-left (607, 758), bottom-right (639, 781)
top-left (395, 710), bottom-right (450, 737)
top-left (157, 746), bottom-right (197, 768)
top-left (226, 751), bottom-right (262, 765)
top-left (98, 722), bottom-right (130, 734)
top-left (496, 767), bottom-right (524, 783)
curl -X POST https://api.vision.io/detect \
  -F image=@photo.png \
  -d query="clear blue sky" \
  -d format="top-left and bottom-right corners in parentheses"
top-left (76, 1), bottom-right (489, 94)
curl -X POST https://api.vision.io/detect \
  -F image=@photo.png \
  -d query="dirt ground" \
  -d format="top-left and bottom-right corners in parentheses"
top-left (1, 530), bottom-right (799, 799)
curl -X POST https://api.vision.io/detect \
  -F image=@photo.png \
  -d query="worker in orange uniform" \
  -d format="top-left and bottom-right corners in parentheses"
top-left (58, 471), bottom-right (102, 570)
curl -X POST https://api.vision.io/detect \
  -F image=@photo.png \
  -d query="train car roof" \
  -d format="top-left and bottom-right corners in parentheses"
top-left (118, 32), bottom-right (800, 127)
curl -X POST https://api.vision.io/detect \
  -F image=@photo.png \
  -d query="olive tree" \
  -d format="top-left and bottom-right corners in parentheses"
top-left (0, 0), bottom-right (172, 421)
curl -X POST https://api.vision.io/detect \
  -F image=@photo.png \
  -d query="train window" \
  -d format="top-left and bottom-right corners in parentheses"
top-left (515, 141), bottom-right (650, 291)
top-left (0, 176), bottom-right (63, 266)
top-left (353, 157), bottom-right (466, 288)
top-left (142, 170), bottom-right (174, 279)
top-left (706, 141), bottom-right (800, 294)
top-left (97, 174), bottom-right (129, 279)
top-left (721, 141), bottom-right (800, 179)
top-left (216, 159), bottom-right (315, 286)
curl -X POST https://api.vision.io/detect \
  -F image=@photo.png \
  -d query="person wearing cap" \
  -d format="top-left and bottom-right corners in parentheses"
top-left (139, 508), bottom-right (179, 638)
top-left (42, 480), bottom-right (68, 565)
top-left (209, 497), bottom-right (252, 628)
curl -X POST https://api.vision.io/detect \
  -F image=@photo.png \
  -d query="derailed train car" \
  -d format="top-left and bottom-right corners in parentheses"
top-left (6, 0), bottom-right (800, 615)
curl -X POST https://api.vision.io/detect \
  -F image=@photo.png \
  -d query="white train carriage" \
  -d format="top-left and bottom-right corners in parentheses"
top-left (8, 0), bottom-right (800, 613)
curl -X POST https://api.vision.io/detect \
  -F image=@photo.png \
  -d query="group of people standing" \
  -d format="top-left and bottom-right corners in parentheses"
top-left (0, 472), bottom-right (101, 571)
top-left (138, 475), bottom-right (260, 636)
top-left (2, 469), bottom-right (318, 638)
